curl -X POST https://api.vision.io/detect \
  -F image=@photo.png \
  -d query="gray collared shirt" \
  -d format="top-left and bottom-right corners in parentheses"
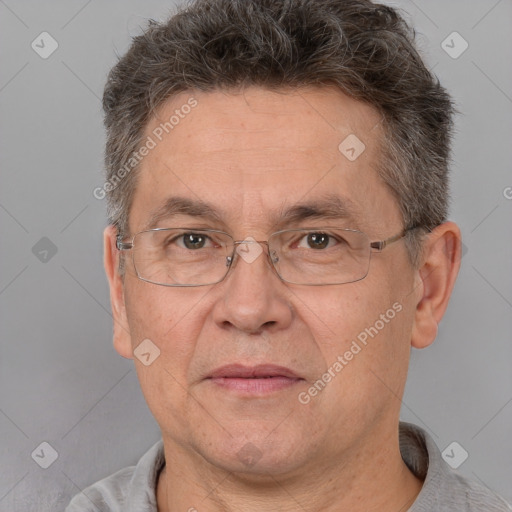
top-left (66, 422), bottom-right (512, 511)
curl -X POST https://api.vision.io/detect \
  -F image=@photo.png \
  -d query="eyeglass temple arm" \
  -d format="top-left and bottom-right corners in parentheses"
top-left (116, 236), bottom-right (133, 251)
top-left (370, 226), bottom-right (419, 252)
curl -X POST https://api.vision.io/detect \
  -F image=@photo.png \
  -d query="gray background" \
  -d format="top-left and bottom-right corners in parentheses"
top-left (1, 0), bottom-right (511, 510)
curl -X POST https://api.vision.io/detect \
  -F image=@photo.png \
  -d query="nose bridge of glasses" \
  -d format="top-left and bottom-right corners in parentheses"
top-left (226, 239), bottom-right (279, 268)
top-left (233, 239), bottom-right (269, 249)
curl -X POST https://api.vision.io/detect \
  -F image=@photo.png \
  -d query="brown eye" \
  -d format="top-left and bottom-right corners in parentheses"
top-left (164, 232), bottom-right (214, 250)
top-left (297, 232), bottom-right (338, 250)
top-left (182, 233), bottom-right (207, 249)
top-left (307, 233), bottom-right (329, 249)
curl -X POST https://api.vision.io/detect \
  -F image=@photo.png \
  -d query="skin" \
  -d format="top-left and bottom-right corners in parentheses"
top-left (104, 86), bottom-right (461, 511)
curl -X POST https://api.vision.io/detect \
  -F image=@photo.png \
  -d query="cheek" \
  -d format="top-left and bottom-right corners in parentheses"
top-left (301, 279), bottom-right (411, 397)
top-left (295, 281), bottom-right (382, 349)
top-left (124, 279), bottom-right (207, 377)
top-left (124, 281), bottom-right (209, 433)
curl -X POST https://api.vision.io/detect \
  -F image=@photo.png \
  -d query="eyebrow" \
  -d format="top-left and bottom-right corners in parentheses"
top-left (275, 194), bottom-right (361, 230)
top-left (143, 196), bottom-right (224, 230)
top-left (142, 194), bottom-right (361, 232)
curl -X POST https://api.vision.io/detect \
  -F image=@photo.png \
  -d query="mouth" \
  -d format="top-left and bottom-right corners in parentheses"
top-left (207, 364), bottom-right (304, 395)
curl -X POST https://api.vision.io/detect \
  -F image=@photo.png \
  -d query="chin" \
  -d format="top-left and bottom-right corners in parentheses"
top-left (193, 427), bottom-right (313, 478)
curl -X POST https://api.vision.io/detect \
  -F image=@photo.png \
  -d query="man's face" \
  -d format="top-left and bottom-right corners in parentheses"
top-left (111, 87), bottom-right (420, 475)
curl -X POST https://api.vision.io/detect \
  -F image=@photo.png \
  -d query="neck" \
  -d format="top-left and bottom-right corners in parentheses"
top-left (156, 424), bottom-right (423, 512)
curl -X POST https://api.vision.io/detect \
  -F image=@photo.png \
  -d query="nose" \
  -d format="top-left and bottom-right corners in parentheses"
top-left (212, 239), bottom-right (293, 334)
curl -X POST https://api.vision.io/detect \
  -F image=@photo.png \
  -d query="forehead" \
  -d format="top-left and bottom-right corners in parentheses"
top-left (148, 86), bottom-right (381, 156)
top-left (128, 86), bottom-right (400, 235)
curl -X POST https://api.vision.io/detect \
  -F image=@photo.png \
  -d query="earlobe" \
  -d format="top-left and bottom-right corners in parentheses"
top-left (410, 222), bottom-right (462, 349)
top-left (103, 225), bottom-right (134, 360)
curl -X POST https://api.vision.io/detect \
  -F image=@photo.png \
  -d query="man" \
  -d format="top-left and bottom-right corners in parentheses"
top-left (67, 0), bottom-right (511, 510)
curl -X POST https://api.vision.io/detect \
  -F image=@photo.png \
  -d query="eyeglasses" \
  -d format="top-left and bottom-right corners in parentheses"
top-left (116, 226), bottom-right (418, 287)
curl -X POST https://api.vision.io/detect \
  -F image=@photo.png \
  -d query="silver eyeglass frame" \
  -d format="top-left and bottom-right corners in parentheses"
top-left (116, 225), bottom-right (422, 287)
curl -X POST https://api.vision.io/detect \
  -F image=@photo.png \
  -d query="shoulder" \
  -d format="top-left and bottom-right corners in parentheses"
top-left (65, 440), bottom-right (165, 512)
top-left (65, 466), bottom-right (135, 512)
top-left (400, 422), bottom-right (512, 512)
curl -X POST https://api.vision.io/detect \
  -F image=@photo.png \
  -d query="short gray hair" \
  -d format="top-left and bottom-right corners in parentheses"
top-left (102, 0), bottom-right (455, 269)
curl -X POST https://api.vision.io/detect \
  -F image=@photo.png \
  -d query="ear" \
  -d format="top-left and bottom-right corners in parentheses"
top-left (411, 221), bottom-right (462, 349)
top-left (104, 225), bottom-right (133, 359)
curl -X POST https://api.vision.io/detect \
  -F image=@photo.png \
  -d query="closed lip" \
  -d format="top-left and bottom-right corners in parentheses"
top-left (207, 364), bottom-right (302, 380)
